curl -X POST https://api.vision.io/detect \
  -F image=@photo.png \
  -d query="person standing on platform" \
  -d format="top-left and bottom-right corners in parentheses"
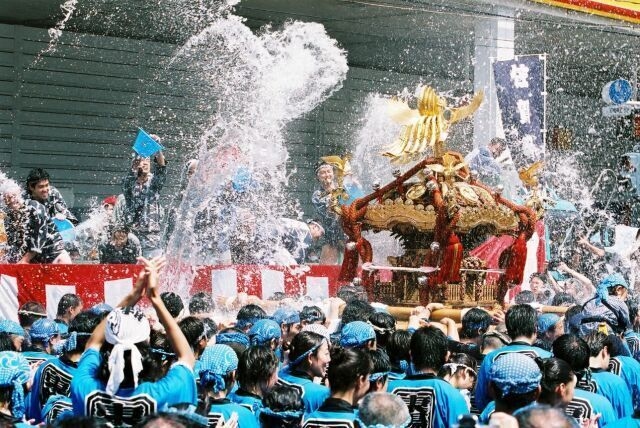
top-left (1, 179), bottom-right (71, 264)
top-left (24, 168), bottom-right (78, 225)
top-left (98, 224), bottom-right (141, 264)
top-left (312, 161), bottom-right (346, 264)
top-left (122, 141), bottom-right (167, 258)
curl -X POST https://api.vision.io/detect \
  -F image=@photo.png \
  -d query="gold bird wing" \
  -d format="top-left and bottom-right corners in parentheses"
top-left (387, 97), bottom-right (421, 125)
top-left (448, 90), bottom-right (484, 124)
top-left (518, 161), bottom-right (544, 188)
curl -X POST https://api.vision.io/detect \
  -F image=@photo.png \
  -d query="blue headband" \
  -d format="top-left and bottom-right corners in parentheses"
top-left (260, 407), bottom-right (304, 420)
top-left (216, 332), bottom-right (250, 348)
top-left (289, 339), bottom-right (326, 367)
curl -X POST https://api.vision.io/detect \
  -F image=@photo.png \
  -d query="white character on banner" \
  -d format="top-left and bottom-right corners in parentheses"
top-left (516, 99), bottom-right (531, 124)
top-left (510, 64), bottom-right (530, 88)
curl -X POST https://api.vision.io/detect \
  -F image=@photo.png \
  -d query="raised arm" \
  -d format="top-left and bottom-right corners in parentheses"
top-left (145, 256), bottom-right (195, 369)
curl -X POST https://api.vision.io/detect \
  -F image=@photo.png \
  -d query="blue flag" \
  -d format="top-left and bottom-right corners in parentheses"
top-left (132, 128), bottom-right (164, 158)
top-left (493, 56), bottom-right (545, 170)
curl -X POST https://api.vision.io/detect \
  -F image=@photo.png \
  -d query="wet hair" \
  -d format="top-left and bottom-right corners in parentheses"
top-left (236, 304), bottom-right (267, 328)
top-left (537, 358), bottom-right (575, 406)
top-left (514, 290), bottom-right (535, 304)
top-left (142, 330), bottom-right (176, 382)
top-left (178, 317), bottom-right (206, 353)
top-left (56, 294), bottom-right (82, 318)
top-left (0, 332), bottom-right (15, 352)
top-left (327, 347), bottom-right (372, 393)
top-left (410, 326), bottom-right (448, 371)
top-left (260, 385), bottom-right (304, 428)
top-left (160, 292), bottom-right (184, 319)
top-left (437, 352), bottom-right (477, 378)
top-left (300, 306), bottom-right (326, 325)
top-left (551, 293), bottom-right (576, 307)
top-left (337, 286), bottom-right (357, 303)
top-left (386, 330), bottom-right (412, 371)
top-left (461, 308), bottom-right (492, 339)
top-left (26, 168), bottom-right (50, 190)
top-left (628, 299), bottom-right (639, 322)
top-left (552, 334), bottom-right (590, 373)
top-left (188, 292), bottom-right (215, 315)
top-left (237, 346), bottom-right (279, 391)
top-left (18, 301), bottom-right (46, 328)
top-left (288, 331), bottom-right (326, 369)
top-left (367, 348), bottom-right (392, 387)
top-left (564, 305), bottom-right (583, 335)
top-left (369, 312), bottom-right (396, 348)
top-left (67, 311), bottom-right (101, 354)
top-left (505, 304), bottom-right (538, 339)
top-left (607, 334), bottom-right (631, 358)
top-left (341, 300), bottom-right (375, 326)
top-left (201, 318), bottom-right (218, 338)
top-left (583, 331), bottom-right (610, 357)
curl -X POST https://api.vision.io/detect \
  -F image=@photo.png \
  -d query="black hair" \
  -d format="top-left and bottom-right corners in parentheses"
top-left (514, 291), bottom-right (535, 304)
top-left (552, 334), bottom-right (590, 373)
top-left (481, 331), bottom-right (510, 352)
top-left (237, 346), bottom-right (279, 392)
top-left (336, 286), bottom-right (357, 304)
top-left (607, 334), bottom-right (631, 358)
top-left (237, 304), bottom-right (267, 325)
top-left (56, 294), bottom-right (82, 317)
top-left (537, 358), bottom-right (575, 406)
top-left (26, 168), bottom-right (50, 189)
top-left (18, 301), bottom-right (46, 328)
top-left (461, 308), bottom-right (492, 339)
top-left (201, 318), bottom-right (218, 338)
top-left (0, 333), bottom-right (15, 352)
top-left (97, 341), bottom-right (153, 386)
top-left (288, 331), bottom-right (326, 369)
top-left (386, 330), bottom-right (412, 372)
top-left (260, 385), bottom-right (304, 428)
top-left (551, 293), bottom-right (576, 307)
top-left (66, 311), bottom-right (101, 354)
top-left (341, 300), bottom-right (375, 326)
top-left (369, 312), bottom-right (396, 348)
top-left (178, 316), bottom-right (205, 352)
top-left (563, 305), bottom-right (583, 335)
top-left (583, 331), bottom-right (610, 358)
top-left (145, 330), bottom-right (177, 381)
top-left (515, 406), bottom-right (576, 428)
top-left (300, 306), bottom-right (326, 325)
top-left (410, 326), bottom-right (448, 371)
top-left (160, 292), bottom-right (184, 319)
top-left (505, 304), bottom-right (538, 339)
top-left (367, 348), bottom-right (392, 388)
top-left (327, 347), bottom-right (372, 393)
top-left (628, 299), bottom-right (639, 323)
top-left (188, 292), bottom-right (215, 315)
top-left (437, 352), bottom-right (477, 378)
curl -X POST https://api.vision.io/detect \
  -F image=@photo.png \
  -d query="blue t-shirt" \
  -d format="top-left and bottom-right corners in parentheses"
top-left (207, 399), bottom-right (259, 428)
top-left (565, 388), bottom-right (616, 428)
top-left (27, 356), bottom-right (77, 422)
top-left (474, 342), bottom-right (552, 411)
top-left (387, 373), bottom-right (468, 428)
top-left (303, 397), bottom-right (356, 428)
top-left (580, 368), bottom-right (633, 419)
top-left (70, 349), bottom-right (197, 425)
top-left (609, 356), bottom-right (640, 410)
top-left (278, 367), bottom-right (330, 414)
top-left (228, 389), bottom-right (263, 415)
top-left (41, 394), bottom-right (73, 425)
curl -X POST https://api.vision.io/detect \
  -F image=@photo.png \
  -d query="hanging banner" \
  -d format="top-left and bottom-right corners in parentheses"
top-left (531, 0), bottom-right (640, 25)
top-left (493, 56), bottom-right (546, 171)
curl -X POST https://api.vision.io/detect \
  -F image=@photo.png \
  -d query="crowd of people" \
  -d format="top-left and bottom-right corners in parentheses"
top-left (0, 253), bottom-right (634, 427)
top-left (0, 144), bottom-right (329, 266)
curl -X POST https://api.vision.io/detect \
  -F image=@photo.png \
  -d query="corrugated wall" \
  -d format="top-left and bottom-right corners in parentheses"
top-left (0, 23), bottom-right (469, 220)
